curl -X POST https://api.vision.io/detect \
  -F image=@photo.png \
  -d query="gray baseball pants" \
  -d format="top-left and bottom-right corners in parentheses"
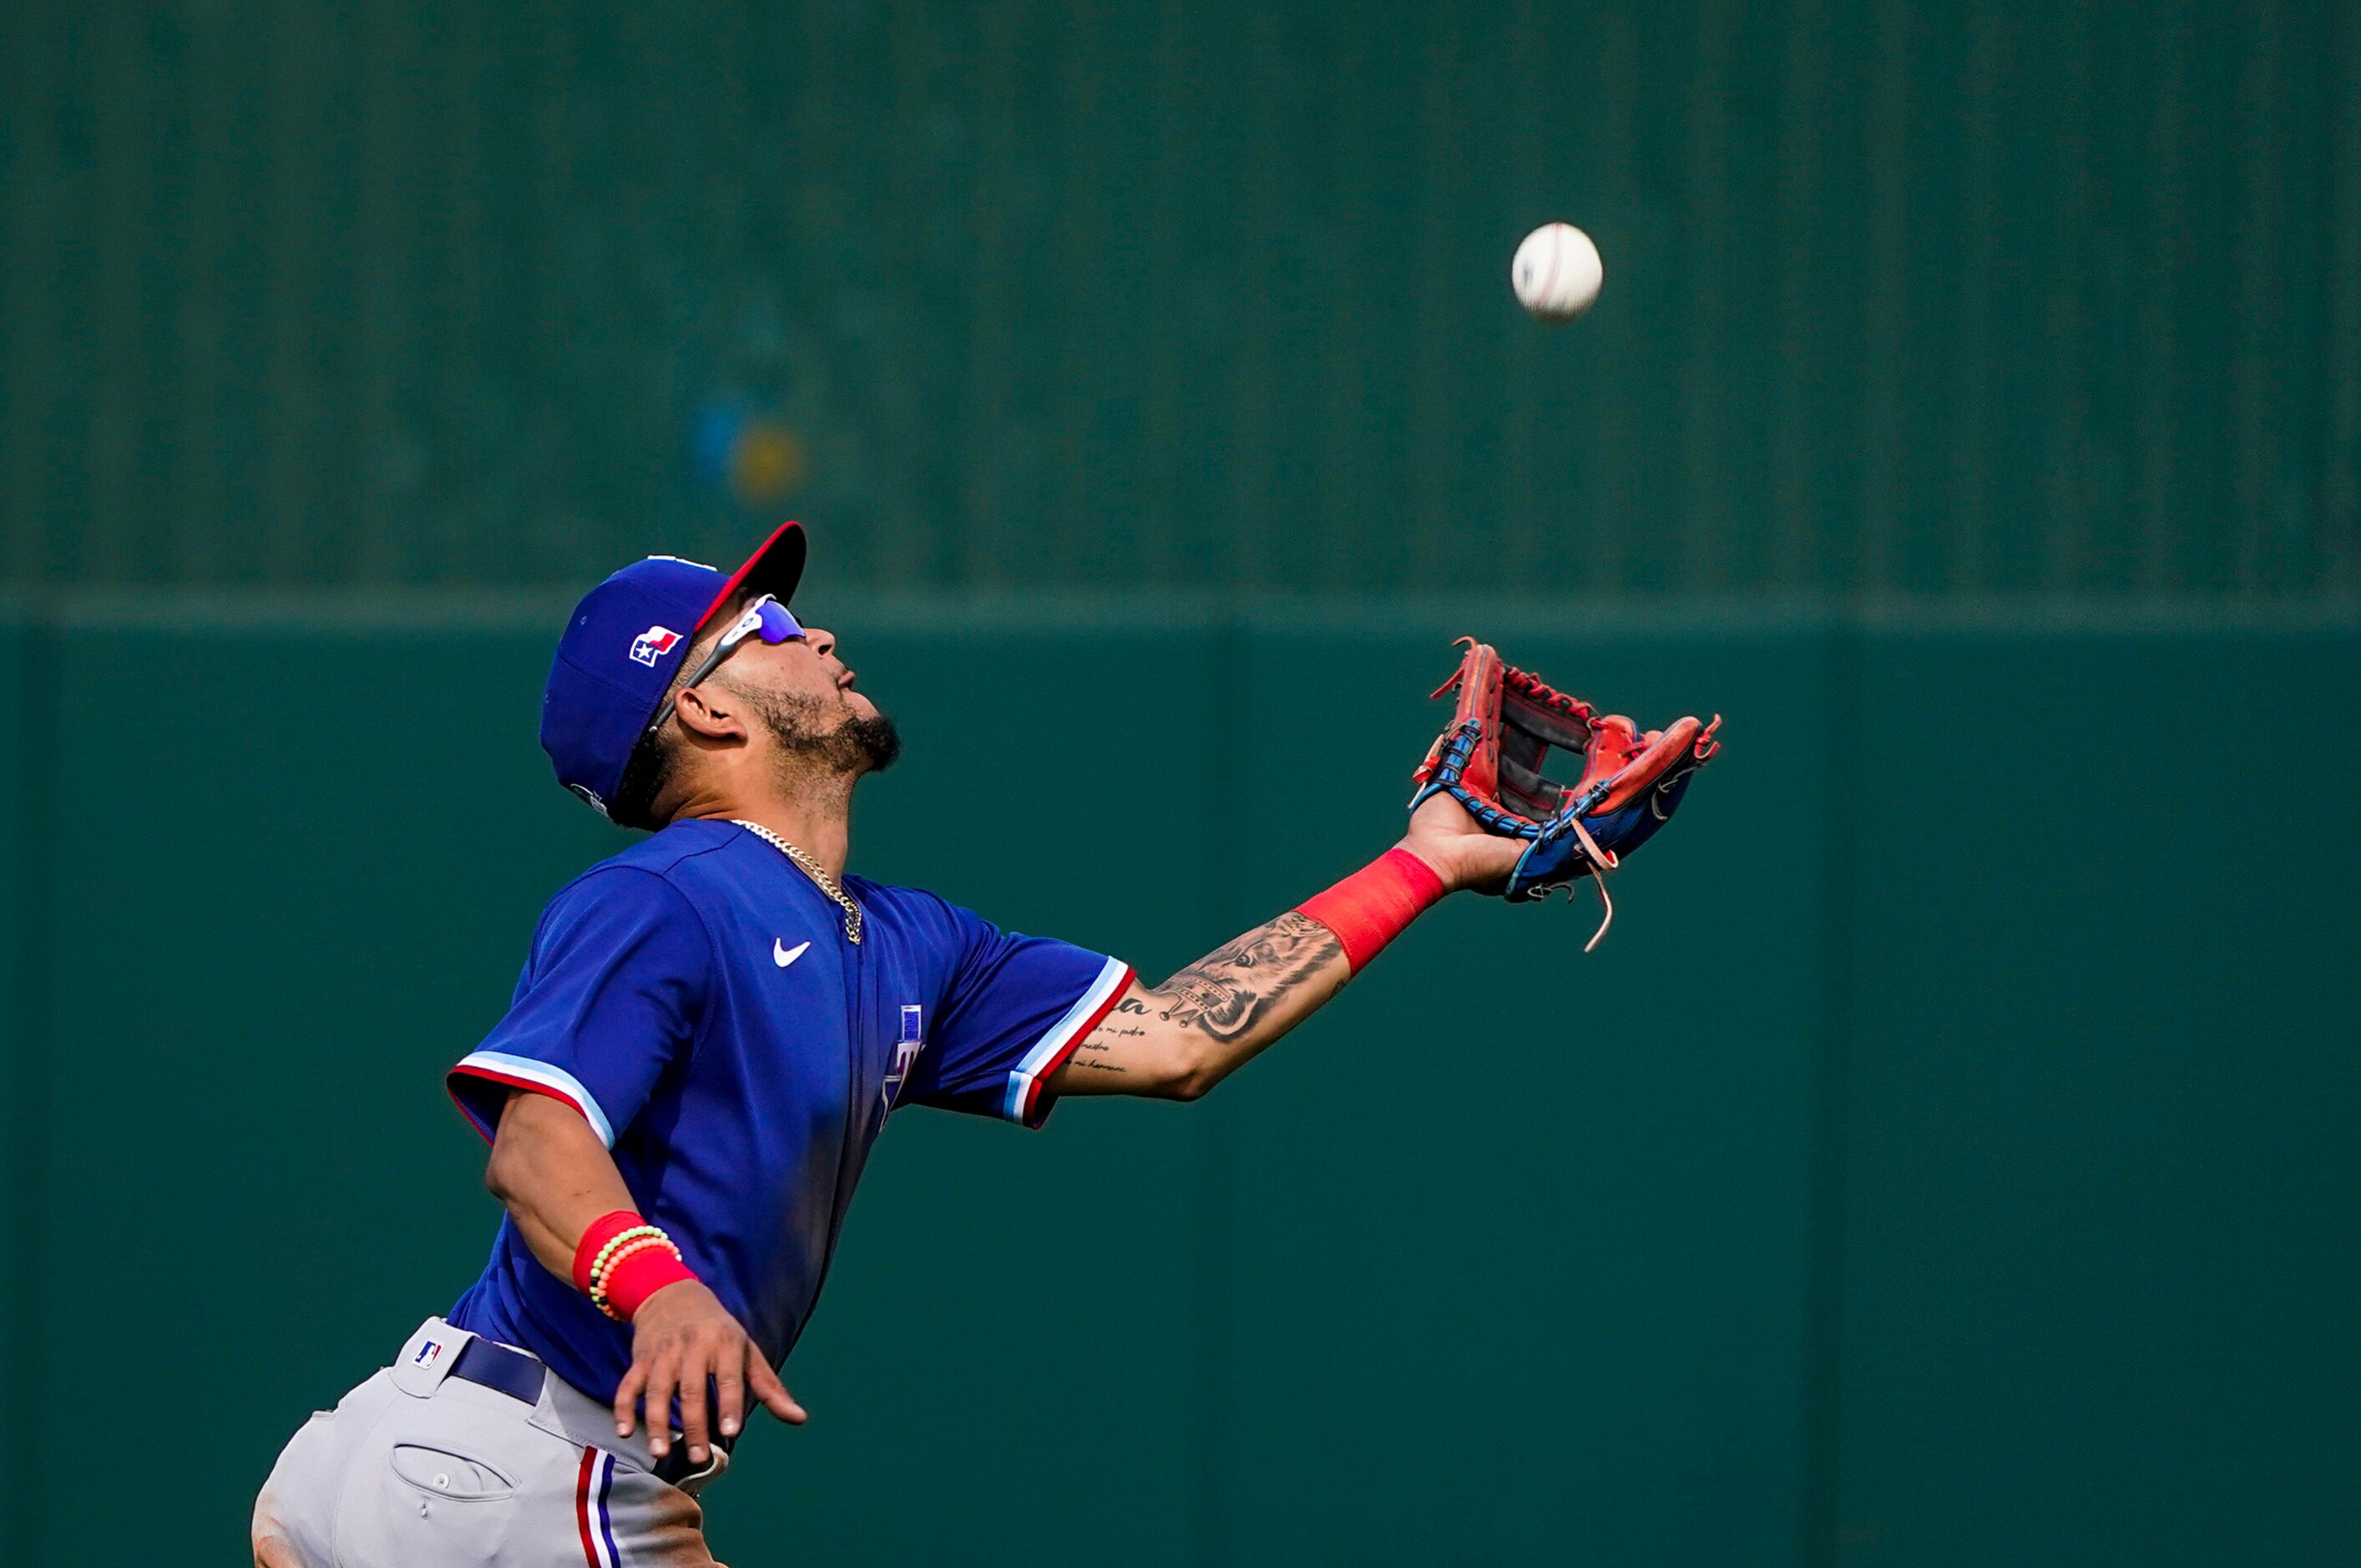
top-left (253, 1318), bottom-right (725, 1567)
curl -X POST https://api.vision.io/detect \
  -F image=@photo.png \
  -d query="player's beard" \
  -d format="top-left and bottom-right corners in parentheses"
top-left (734, 681), bottom-right (902, 780)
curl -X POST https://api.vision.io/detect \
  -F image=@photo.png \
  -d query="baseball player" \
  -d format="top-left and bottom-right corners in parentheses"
top-left (252, 523), bottom-right (1714, 1566)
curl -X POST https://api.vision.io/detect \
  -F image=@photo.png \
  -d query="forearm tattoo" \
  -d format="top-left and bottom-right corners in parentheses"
top-left (1067, 1018), bottom-right (1148, 1074)
top-left (1148, 912), bottom-right (1344, 1044)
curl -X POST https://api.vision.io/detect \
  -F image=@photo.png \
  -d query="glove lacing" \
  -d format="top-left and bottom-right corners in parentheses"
top-left (1499, 662), bottom-right (1599, 726)
top-left (1562, 814), bottom-right (1619, 951)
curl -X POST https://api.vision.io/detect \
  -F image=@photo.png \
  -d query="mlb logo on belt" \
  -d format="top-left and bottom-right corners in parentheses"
top-left (413, 1339), bottom-right (442, 1366)
top-left (629, 625), bottom-right (683, 667)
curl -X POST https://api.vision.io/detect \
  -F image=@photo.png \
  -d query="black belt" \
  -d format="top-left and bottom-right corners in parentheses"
top-left (448, 1336), bottom-right (724, 1486)
top-left (450, 1336), bottom-right (546, 1404)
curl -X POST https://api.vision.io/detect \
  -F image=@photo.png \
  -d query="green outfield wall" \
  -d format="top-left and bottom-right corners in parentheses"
top-left (0, 600), bottom-right (2355, 1567)
top-left (6, 0), bottom-right (2358, 601)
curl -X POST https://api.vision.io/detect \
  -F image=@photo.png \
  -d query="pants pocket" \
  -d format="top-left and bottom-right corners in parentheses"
top-left (389, 1442), bottom-right (517, 1501)
top-left (331, 1397), bottom-right (563, 1568)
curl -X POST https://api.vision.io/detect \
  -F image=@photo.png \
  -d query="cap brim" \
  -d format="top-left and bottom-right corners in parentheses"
top-left (695, 521), bottom-right (808, 631)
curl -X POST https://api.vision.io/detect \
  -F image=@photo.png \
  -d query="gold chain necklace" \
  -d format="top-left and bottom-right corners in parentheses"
top-left (731, 820), bottom-right (862, 944)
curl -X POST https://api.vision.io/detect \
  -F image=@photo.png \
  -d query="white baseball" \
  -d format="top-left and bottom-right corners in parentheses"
top-left (1511, 223), bottom-right (1603, 322)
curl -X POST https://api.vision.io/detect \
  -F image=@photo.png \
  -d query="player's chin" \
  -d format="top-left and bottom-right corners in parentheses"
top-left (842, 689), bottom-right (881, 720)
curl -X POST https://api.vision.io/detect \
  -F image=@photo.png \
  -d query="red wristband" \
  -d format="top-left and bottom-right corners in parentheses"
top-left (1295, 847), bottom-right (1447, 974)
top-left (571, 1208), bottom-right (700, 1322)
top-left (571, 1210), bottom-right (647, 1294)
top-left (600, 1243), bottom-right (699, 1322)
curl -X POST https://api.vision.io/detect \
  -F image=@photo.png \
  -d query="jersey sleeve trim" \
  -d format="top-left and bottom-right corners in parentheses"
top-left (447, 1051), bottom-right (619, 1147)
top-left (1000, 955), bottom-right (1135, 1128)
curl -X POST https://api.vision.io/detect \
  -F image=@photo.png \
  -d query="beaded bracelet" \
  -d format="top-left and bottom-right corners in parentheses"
top-left (572, 1209), bottom-right (699, 1323)
top-left (587, 1225), bottom-right (668, 1283)
top-left (592, 1237), bottom-right (692, 1322)
top-left (589, 1234), bottom-right (675, 1298)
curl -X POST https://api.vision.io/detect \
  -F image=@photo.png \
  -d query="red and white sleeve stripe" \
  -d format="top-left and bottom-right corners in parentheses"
top-left (448, 1051), bottom-right (618, 1146)
top-left (1001, 956), bottom-right (1134, 1125)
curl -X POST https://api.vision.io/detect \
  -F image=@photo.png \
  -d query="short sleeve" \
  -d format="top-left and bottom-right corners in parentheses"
top-left (903, 903), bottom-right (1132, 1129)
top-left (447, 868), bottom-right (713, 1146)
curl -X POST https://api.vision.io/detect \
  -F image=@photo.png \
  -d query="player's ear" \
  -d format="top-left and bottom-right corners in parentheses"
top-left (672, 683), bottom-right (749, 746)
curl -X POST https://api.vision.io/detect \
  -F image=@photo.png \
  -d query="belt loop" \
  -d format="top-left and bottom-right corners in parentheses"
top-left (391, 1318), bottom-right (471, 1398)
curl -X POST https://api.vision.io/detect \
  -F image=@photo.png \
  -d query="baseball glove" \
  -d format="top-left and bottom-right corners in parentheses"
top-left (1410, 638), bottom-right (1720, 948)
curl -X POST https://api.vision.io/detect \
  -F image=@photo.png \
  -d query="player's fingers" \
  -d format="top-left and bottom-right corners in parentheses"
top-left (677, 1343), bottom-right (712, 1463)
top-left (715, 1354), bottom-right (746, 1440)
top-left (642, 1351), bottom-right (680, 1459)
top-left (748, 1351), bottom-right (806, 1424)
top-left (613, 1363), bottom-right (647, 1438)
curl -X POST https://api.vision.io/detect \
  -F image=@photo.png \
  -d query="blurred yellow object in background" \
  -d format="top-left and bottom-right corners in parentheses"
top-left (730, 420), bottom-right (808, 507)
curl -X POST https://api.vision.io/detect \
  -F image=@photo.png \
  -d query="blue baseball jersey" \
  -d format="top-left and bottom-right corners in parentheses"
top-left (443, 818), bottom-right (1131, 1404)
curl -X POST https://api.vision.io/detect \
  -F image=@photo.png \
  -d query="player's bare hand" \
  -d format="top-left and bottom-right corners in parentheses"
top-left (613, 1278), bottom-right (806, 1464)
top-left (1397, 790), bottom-right (1524, 896)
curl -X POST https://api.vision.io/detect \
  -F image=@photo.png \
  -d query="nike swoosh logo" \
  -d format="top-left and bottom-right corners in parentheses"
top-left (773, 938), bottom-right (811, 969)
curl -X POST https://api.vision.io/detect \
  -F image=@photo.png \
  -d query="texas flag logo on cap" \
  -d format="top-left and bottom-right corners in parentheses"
top-left (629, 625), bottom-right (683, 667)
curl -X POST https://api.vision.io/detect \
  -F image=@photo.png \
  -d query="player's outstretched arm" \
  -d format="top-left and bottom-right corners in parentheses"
top-left (1047, 792), bottom-right (1523, 1102)
top-left (1053, 914), bottom-right (1349, 1100)
top-left (486, 1090), bottom-right (806, 1464)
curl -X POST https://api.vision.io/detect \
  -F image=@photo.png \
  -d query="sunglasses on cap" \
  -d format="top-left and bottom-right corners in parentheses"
top-left (640, 594), bottom-right (806, 741)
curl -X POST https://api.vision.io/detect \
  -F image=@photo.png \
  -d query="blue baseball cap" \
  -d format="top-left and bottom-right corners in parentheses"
top-left (541, 521), bottom-right (807, 822)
